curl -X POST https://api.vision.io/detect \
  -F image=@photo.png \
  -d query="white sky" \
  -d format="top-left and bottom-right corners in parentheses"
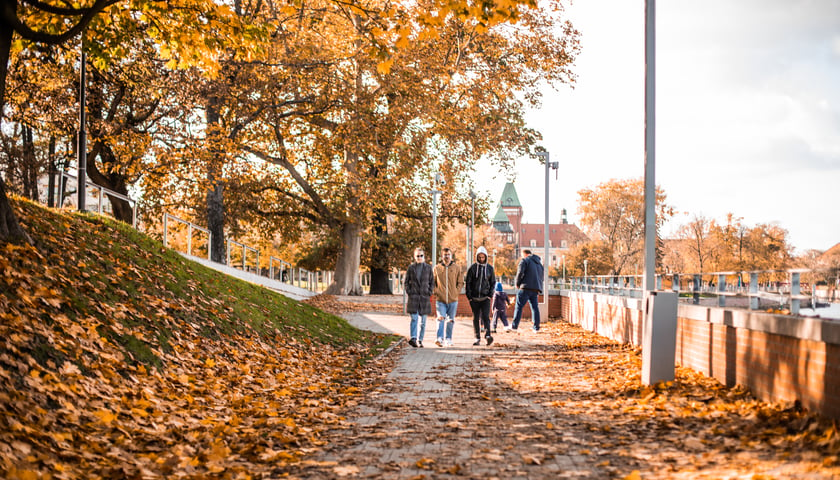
top-left (472, 0), bottom-right (840, 254)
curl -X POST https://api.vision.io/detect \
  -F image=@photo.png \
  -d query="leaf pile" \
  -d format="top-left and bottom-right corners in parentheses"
top-left (303, 294), bottom-right (402, 315)
top-left (486, 322), bottom-right (840, 478)
top-left (0, 197), bottom-right (395, 479)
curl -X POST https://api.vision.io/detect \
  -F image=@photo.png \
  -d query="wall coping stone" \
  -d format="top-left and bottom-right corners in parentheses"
top-left (563, 291), bottom-right (840, 345)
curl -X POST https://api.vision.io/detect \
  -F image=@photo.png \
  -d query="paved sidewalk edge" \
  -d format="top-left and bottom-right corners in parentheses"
top-left (373, 337), bottom-right (404, 362)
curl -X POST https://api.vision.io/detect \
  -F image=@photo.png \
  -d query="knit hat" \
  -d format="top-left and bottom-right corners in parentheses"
top-left (495, 282), bottom-right (503, 292)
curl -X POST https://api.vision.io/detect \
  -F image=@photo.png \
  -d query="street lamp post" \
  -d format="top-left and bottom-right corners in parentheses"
top-left (468, 189), bottom-right (476, 263)
top-left (584, 259), bottom-right (588, 291)
top-left (431, 173), bottom-right (444, 265)
top-left (535, 151), bottom-right (558, 313)
top-left (641, 0), bottom-right (677, 386)
top-left (562, 254), bottom-right (566, 287)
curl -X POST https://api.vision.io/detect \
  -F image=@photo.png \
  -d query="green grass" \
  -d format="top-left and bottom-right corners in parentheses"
top-left (7, 197), bottom-right (393, 369)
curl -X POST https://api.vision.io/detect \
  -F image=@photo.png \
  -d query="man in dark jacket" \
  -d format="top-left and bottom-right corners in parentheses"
top-left (404, 247), bottom-right (434, 347)
top-left (465, 246), bottom-right (496, 346)
top-left (511, 249), bottom-right (545, 332)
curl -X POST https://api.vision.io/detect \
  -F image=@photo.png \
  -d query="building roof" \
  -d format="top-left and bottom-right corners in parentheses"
top-left (492, 205), bottom-right (510, 223)
top-left (499, 182), bottom-right (521, 208)
top-left (520, 223), bottom-right (589, 249)
top-left (492, 206), bottom-right (513, 233)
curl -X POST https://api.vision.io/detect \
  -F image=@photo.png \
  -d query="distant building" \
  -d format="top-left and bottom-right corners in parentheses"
top-left (488, 182), bottom-right (589, 269)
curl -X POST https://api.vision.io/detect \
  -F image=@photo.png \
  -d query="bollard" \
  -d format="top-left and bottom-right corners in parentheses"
top-left (642, 291), bottom-right (678, 385)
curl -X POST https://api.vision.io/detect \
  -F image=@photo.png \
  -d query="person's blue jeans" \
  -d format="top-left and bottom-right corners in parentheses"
top-left (436, 301), bottom-right (458, 341)
top-left (512, 289), bottom-right (541, 331)
top-left (410, 313), bottom-right (427, 342)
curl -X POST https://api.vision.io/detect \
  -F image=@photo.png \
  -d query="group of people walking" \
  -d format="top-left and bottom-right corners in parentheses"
top-left (404, 245), bottom-right (544, 347)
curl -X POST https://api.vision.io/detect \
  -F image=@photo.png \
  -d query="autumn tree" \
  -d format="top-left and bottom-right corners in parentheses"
top-left (0, 0), bottom-right (117, 243)
top-left (577, 178), bottom-right (674, 275)
top-left (563, 240), bottom-right (613, 277)
top-left (663, 213), bottom-right (794, 275)
top-left (0, 0), bottom-right (267, 245)
top-left (676, 214), bottom-right (714, 272)
top-left (225, 0), bottom-right (579, 295)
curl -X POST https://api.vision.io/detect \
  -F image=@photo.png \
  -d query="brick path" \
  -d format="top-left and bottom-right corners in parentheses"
top-left (291, 312), bottom-right (605, 479)
top-left (288, 308), bottom-right (837, 479)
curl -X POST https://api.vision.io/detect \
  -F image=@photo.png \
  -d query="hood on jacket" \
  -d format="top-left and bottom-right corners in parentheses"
top-left (529, 254), bottom-right (542, 264)
top-left (495, 282), bottom-right (503, 292)
top-left (476, 246), bottom-right (488, 263)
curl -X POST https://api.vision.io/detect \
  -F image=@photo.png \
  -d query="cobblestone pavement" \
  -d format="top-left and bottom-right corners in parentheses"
top-left (286, 309), bottom-right (838, 480)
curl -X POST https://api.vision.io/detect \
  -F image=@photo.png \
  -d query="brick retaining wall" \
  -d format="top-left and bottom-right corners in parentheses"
top-left (563, 291), bottom-right (840, 419)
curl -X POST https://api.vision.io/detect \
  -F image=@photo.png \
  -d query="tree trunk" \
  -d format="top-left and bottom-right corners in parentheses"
top-left (207, 182), bottom-right (225, 262)
top-left (205, 96), bottom-right (226, 263)
top-left (22, 126), bottom-right (38, 200)
top-left (86, 147), bottom-right (135, 224)
top-left (325, 222), bottom-right (363, 295)
top-left (368, 211), bottom-right (392, 294)
top-left (0, 19), bottom-right (32, 244)
top-left (0, 178), bottom-right (33, 244)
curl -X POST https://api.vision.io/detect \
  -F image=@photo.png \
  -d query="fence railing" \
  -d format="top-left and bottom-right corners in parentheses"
top-left (163, 213), bottom-right (211, 260)
top-left (39, 173), bottom-right (328, 294)
top-left (161, 214), bottom-right (320, 291)
top-left (558, 269), bottom-right (827, 315)
top-left (226, 239), bottom-right (260, 273)
top-left (54, 171), bottom-right (138, 228)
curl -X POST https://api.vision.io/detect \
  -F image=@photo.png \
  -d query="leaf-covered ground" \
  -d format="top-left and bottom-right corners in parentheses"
top-left (284, 319), bottom-right (840, 479)
top-left (0, 198), bottom-right (397, 479)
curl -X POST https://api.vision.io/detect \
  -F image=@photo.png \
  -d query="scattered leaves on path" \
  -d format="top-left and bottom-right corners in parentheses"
top-left (285, 321), bottom-right (839, 479)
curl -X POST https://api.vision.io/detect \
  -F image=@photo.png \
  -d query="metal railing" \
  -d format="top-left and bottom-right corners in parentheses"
top-left (560, 269), bottom-right (822, 315)
top-left (268, 256), bottom-right (291, 282)
top-left (41, 175), bottom-right (328, 294)
top-left (55, 171), bottom-right (137, 228)
top-left (162, 213), bottom-right (212, 260)
top-left (226, 239), bottom-right (260, 273)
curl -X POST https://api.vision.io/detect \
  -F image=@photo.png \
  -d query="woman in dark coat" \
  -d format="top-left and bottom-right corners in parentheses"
top-left (404, 247), bottom-right (434, 347)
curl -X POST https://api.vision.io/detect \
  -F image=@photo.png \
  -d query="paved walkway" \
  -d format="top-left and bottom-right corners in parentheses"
top-left (287, 309), bottom-right (838, 479)
top-left (315, 312), bottom-right (569, 479)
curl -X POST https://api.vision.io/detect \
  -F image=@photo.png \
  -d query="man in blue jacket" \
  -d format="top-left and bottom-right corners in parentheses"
top-left (511, 249), bottom-right (544, 332)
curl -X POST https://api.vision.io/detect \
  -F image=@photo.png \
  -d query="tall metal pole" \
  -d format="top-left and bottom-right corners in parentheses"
top-left (643, 0), bottom-right (656, 292)
top-left (469, 190), bottom-right (476, 263)
top-left (562, 255), bottom-right (566, 286)
top-left (536, 152), bottom-right (556, 306)
top-left (641, 0), bottom-right (677, 386)
top-left (543, 154), bottom-right (549, 301)
top-left (77, 47), bottom-right (87, 212)
top-left (431, 173), bottom-right (442, 265)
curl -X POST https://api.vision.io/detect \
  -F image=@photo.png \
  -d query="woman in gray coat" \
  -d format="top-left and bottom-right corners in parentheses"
top-left (404, 247), bottom-right (434, 347)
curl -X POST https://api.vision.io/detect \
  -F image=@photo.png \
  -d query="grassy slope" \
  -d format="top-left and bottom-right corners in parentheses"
top-left (0, 197), bottom-right (397, 479)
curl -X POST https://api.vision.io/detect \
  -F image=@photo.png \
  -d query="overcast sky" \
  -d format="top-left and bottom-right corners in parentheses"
top-left (473, 0), bottom-right (840, 253)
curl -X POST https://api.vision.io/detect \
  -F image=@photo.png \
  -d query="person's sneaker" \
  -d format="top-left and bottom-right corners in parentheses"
top-left (445, 339), bottom-right (453, 347)
top-left (503, 326), bottom-right (512, 332)
top-left (510, 328), bottom-right (518, 333)
top-left (435, 338), bottom-right (443, 347)
top-left (491, 329), bottom-right (497, 334)
top-left (473, 339), bottom-right (481, 346)
top-left (408, 338), bottom-right (418, 348)
top-left (486, 336), bottom-right (494, 346)
top-left (419, 341), bottom-right (424, 348)
top-left (532, 328), bottom-right (540, 334)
